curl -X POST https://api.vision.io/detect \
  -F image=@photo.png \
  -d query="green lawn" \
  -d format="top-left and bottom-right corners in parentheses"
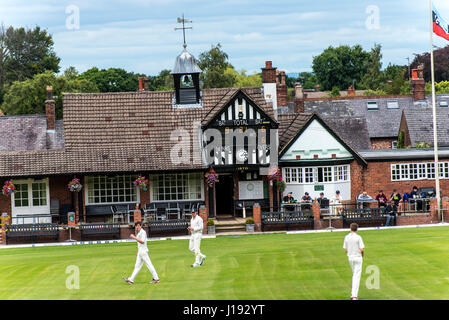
top-left (1, 226), bottom-right (449, 300)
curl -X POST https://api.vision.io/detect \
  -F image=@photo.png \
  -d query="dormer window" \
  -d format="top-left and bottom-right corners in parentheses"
top-left (367, 101), bottom-right (378, 110)
top-left (439, 100), bottom-right (448, 107)
top-left (387, 100), bottom-right (399, 109)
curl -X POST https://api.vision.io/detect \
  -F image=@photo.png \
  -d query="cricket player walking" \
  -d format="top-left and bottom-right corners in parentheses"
top-left (123, 221), bottom-right (160, 284)
top-left (343, 223), bottom-right (365, 300)
top-left (188, 209), bottom-right (206, 267)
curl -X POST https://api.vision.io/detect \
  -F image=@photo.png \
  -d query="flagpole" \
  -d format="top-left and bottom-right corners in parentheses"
top-left (429, 0), bottom-right (442, 221)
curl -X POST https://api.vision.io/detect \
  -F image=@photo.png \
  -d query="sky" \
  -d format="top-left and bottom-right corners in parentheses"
top-left (1, 0), bottom-right (449, 76)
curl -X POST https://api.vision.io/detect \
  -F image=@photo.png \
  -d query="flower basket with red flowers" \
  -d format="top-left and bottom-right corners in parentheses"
top-left (2, 180), bottom-right (16, 196)
top-left (133, 176), bottom-right (149, 192)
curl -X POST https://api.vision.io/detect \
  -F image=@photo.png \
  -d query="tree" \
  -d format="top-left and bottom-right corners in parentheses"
top-left (329, 86), bottom-right (341, 97)
top-left (224, 67), bottom-right (262, 87)
top-left (359, 44), bottom-right (383, 90)
top-left (78, 67), bottom-right (146, 92)
top-left (151, 69), bottom-right (173, 90)
top-left (1, 70), bottom-right (98, 119)
top-left (285, 72), bottom-right (318, 90)
top-left (411, 45), bottom-right (449, 82)
top-left (0, 24), bottom-right (60, 103)
top-left (312, 45), bottom-right (370, 91)
top-left (198, 43), bottom-right (235, 88)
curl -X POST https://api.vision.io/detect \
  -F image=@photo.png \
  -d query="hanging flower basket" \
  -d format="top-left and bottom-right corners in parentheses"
top-left (133, 175), bottom-right (149, 192)
top-left (68, 178), bottom-right (83, 192)
top-left (2, 180), bottom-right (16, 196)
top-left (205, 169), bottom-right (219, 187)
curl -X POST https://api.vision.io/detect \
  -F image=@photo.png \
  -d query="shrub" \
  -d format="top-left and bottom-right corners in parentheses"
top-left (246, 218), bottom-right (254, 225)
top-left (207, 219), bottom-right (215, 226)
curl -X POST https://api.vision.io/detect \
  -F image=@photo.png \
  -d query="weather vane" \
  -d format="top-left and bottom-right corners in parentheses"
top-left (175, 14), bottom-right (192, 49)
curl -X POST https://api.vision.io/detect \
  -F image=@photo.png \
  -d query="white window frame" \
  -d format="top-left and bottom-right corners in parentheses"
top-left (85, 175), bottom-right (139, 205)
top-left (367, 101), bottom-right (378, 110)
top-left (390, 162), bottom-right (449, 181)
top-left (11, 178), bottom-right (50, 215)
top-left (387, 100), bottom-right (399, 109)
top-left (283, 165), bottom-right (350, 184)
top-left (151, 172), bottom-right (204, 202)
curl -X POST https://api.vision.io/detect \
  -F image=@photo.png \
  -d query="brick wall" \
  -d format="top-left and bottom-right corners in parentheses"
top-left (350, 161), bottom-right (364, 200)
top-left (370, 138), bottom-right (395, 150)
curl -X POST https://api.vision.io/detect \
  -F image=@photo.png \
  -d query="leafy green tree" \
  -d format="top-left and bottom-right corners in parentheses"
top-left (0, 24), bottom-right (60, 103)
top-left (79, 67), bottom-right (146, 92)
top-left (198, 43), bottom-right (235, 88)
top-left (359, 44), bottom-right (383, 90)
top-left (151, 69), bottom-right (173, 90)
top-left (312, 45), bottom-right (370, 91)
top-left (329, 86), bottom-right (341, 97)
top-left (2, 70), bottom-right (98, 119)
top-left (224, 67), bottom-right (261, 87)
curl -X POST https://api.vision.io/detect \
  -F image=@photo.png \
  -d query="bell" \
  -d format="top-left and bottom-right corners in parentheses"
top-left (183, 75), bottom-right (189, 83)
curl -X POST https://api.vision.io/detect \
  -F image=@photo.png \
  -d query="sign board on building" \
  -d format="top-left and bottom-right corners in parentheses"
top-left (239, 181), bottom-right (264, 200)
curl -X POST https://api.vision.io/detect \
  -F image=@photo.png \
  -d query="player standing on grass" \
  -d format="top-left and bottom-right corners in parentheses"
top-left (188, 209), bottom-right (206, 267)
top-left (343, 223), bottom-right (365, 300)
top-left (123, 221), bottom-right (160, 285)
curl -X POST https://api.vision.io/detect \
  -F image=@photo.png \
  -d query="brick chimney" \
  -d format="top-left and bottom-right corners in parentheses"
top-left (294, 82), bottom-right (304, 113)
top-left (347, 86), bottom-right (356, 96)
top-left (276, 71), bottom-right (288, 108)
top-left (411, 64), bottom-right (425, 101)
top-left (45, 86), bottom-right (55, 131)
top-left (261, 61), bottom-right (276, 83)
top-left (138, 77), bottom-right (143, 91)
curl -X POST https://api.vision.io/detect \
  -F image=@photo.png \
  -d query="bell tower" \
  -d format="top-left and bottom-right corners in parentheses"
top-left (172, 15), bottom-right (202, 105)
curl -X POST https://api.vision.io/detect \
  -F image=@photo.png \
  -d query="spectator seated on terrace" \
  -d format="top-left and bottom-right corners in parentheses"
top-left (282, 192), bottom-right (296, 211)
top-left (317, 192), bottom-right (330, 214)
top-left (390, 189), bottom-right (402, 211)
top-left (375, 190), bottom-right (388, 208)
top-left (384, 200), bottom-right (397, 227)
top-left (300, 192), bottom-right (313, 210)
top-left (357, 191), bottom-right (374, 208)
top-left (330, 190), bottom-right (343, 215)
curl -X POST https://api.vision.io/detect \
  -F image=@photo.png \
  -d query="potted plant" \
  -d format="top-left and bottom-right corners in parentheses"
top-left (67, 178), bottom-right (83, 192)
top-left (2, 180), bottom-right (16, 196)
top-left (207, 219), bottom-right (215, 235)
top-left (246, 218), bottom-right (255, 233)
top-left (133, 175), bottom-right (149, 192)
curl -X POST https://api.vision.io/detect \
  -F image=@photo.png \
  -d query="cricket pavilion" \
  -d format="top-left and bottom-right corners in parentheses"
top-left (0, 48), bottom-right (446, 244)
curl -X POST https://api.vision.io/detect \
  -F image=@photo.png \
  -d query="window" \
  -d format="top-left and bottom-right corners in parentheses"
top-left (32, 182), bottom-right (47, 206)
top-left (86, 175), bottom-right (137, 204)
top-left (390, 162), bottom-right (449, 181)
top-left (12, 179), bottom-right (49, 211)
top-left (284, 168), bottom-right (291, 183)
top-left (387, 100), bottom-right (399, 109)
top-left (439, 101), bottom-right (448, 107)
top-left (14, 183), bottom-right (29, 207)
top-left (283, 165), bottom-right (349, 184)
top-left (152, 173), bottom-right (203, 201)
top-left (392, 141), bottom-right (398, 149)
top-left (304, 168), bottom-right (314, 183)
top-left (317, 167), bottom-right (333, 183)
top-left (367, 101), bottom-right (378, 110)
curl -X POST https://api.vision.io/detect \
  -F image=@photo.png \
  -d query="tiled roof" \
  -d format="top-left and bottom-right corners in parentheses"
top-left (0, 115), bottom-right (64, 152)
top-left (402, 108), bottom-right (449, 147)
top-left (324, 117), bottom-right (371, 151)
top-left (0, 87), bottom-right (274, 177)
top-left (277, 113), bottom-right (313, 149)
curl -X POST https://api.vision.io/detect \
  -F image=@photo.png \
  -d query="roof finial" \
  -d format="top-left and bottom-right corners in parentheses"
top-left (175, 14), bottom-right (192, 49)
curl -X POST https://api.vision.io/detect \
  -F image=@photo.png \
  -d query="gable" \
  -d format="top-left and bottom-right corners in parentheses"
top-left (280, 119), bottom-right (353, 161)
top-left (204, 90), bottom-right (277, 128)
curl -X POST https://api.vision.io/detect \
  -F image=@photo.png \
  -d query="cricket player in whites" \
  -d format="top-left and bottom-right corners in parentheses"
top-left (123, 221), bottom-right (160, 284)
top-left (188, 209), bottom-right (206, 267)
top-left (343, 223), bottom-right (365, 300)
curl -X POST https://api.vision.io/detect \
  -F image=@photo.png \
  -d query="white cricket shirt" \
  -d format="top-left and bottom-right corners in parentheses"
top-left (190, 215), bottom-right (203, 234)
top-left (343, 232), bottom-right (365, 258)
top-left (136, 228), bottom-right (148, 253)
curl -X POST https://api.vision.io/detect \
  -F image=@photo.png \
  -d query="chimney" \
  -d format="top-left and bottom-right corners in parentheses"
top-left (45, 86), bottom-right (55, 131)
top-left (276, 71), bottom-right (288, 108)
top-left (294, 82), bottom-right (305, 113)
top-left (411, 64), bottom-right (425, 101)
top-left (143, 77), bottom-right (149, 91)
top-left (347, 86), bottom-right (356, 96)
top-left (261, 61), bottom-right (277, 83)
top-left (138, 77), bottom-right (143, 91)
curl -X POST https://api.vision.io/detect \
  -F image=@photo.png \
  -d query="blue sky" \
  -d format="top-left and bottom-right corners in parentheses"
top-left (1, 0), bottom-right (449, 75)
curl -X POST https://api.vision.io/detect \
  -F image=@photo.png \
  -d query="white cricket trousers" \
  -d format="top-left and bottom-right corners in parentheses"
top-left (348, 256), bottom-right (363, 298)
top-left (129, 251), bottom-right (159, 281)
top-left (189, 232), bottom-right (204, 264)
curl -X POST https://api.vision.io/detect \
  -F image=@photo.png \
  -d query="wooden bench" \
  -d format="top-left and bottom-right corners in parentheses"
top-left (79, 223), bottom-right (121, 241)
top-left (6, 223), bottom-right (59, 244)
top-left (261, 211), bottom-right (314, 231)
top-left (342, 208), bottom-right (389, 227)
top-left (146, 219), bottom-right (189, 237)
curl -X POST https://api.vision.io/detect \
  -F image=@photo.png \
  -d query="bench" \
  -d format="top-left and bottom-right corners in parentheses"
top-left (6, 223), bottom-right (59, 244)
top-left (79, 223), bottom-right (121, 241)
top-left (261, 211), bottom-right (314, 231)
top-left (146, 219), bottom-right (189, 237)
top-left (342, 208), bottom-right (389, 227)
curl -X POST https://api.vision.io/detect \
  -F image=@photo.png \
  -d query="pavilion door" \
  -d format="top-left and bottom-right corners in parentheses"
top-left (214, 174), bottom-right (234, 216)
